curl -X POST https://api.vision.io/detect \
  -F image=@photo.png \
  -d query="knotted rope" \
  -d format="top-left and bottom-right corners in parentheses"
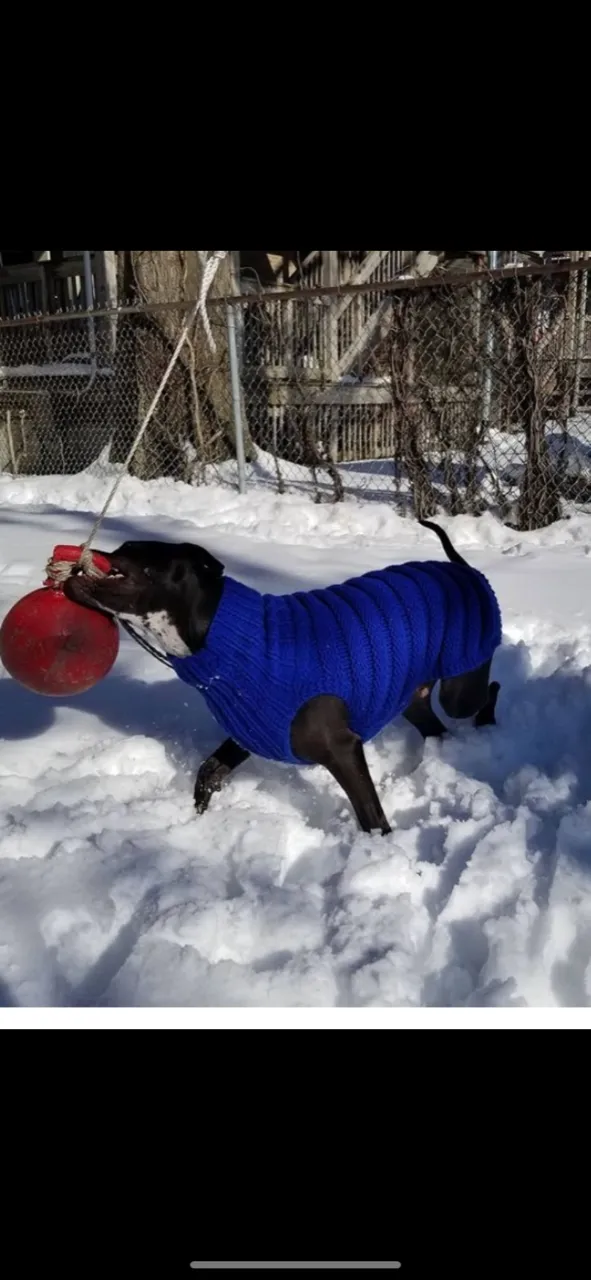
top-left (45, 547), bottom-right (106, 585)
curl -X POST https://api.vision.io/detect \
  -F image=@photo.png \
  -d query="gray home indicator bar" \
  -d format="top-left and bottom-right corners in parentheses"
top-left (189, 1266), bottom-right (402, 1271)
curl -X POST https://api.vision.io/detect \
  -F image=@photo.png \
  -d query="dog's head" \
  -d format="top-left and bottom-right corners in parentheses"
top-left (64, 540), bottom-right (225, 655)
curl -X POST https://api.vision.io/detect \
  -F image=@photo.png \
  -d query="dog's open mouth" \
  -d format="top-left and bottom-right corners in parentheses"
top-left (65, 557), bottom-right (135, 610)
top-left (68, 561), bottom-right (127, 583)
top-left (93, 556), bottom-right (131, 584)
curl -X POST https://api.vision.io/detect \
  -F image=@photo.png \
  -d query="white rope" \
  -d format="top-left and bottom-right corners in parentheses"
top-left (54, 251), bottom-right (228, 569)
top-left (45, 549), bottom-right (106, 585)
top-left (199, 250), bottom-right (227, 355)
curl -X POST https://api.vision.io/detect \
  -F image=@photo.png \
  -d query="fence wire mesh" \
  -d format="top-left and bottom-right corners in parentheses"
top-left (0, 303), bottom-right (237, 487)
top-left (1, 259), bottom-right (590, 530)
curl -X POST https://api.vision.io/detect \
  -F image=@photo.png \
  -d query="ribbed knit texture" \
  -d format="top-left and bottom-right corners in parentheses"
top-left (170, 561), bottom-right (501, 764)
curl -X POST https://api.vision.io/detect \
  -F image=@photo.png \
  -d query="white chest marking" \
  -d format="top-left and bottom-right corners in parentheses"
top-left (119, 610), bottom-right (191, 657)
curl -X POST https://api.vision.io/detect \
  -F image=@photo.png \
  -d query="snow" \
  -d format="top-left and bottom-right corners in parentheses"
top-left (3, 464), bottom-right (591, 1009)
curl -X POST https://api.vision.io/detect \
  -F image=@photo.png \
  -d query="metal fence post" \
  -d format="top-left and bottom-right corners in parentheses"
top-left (226, 300), bottom-right (247, 494)
top-left (482, 249), bottom-right (499, 428)
top-left (82, 249), bottom-right (97, 365)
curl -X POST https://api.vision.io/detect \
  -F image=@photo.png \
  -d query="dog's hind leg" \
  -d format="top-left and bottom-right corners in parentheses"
top-left (194, 738), bottom-right (250, 814)
top-left (402, 682), bottom-right (446, 739)
top-left (291, 695), bottom-right (391, 835)
top-left (474, 680), bottom-right (500, 727)
top-left (403, 664), bottom-right (500, 739)
top-left (431, 660), bottom-right (500, 732)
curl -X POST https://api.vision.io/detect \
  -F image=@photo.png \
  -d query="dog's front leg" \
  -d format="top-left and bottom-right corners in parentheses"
top-left (291, 695), bottom-right (391, 835)
top-left (194, 738), bottom-right (250, 814)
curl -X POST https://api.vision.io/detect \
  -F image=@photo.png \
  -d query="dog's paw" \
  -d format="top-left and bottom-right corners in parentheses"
top-left (193, 758), bottom-right (230, 814)
top-left (193, 786), bottom-right (213, 815)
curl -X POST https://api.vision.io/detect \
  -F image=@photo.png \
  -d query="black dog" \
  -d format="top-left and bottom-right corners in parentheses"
top-left (65, 520), bottom-right (500, 835)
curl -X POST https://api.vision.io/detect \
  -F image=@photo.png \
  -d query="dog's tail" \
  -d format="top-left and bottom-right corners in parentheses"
top-left (418, 518), bottom-right (471, 568)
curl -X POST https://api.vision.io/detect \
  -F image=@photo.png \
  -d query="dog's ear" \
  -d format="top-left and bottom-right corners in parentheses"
top-left (184, 552), bottom-right (225, 650)
top-left (181, 544), bottom-right (224, 578)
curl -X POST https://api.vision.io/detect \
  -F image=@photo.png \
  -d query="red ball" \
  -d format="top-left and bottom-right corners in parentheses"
top-left (0, 546), bottom-right (119, 696)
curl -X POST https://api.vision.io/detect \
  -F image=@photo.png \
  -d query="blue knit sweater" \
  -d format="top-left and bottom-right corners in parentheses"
top-left (170, 561), bottom-right (501, 765)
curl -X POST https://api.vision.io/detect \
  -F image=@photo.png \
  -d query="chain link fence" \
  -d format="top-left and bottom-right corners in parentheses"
top-left (0, 301), bottom-right (237, 486)
top-left (1, 258), bottom-right (590, 529)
